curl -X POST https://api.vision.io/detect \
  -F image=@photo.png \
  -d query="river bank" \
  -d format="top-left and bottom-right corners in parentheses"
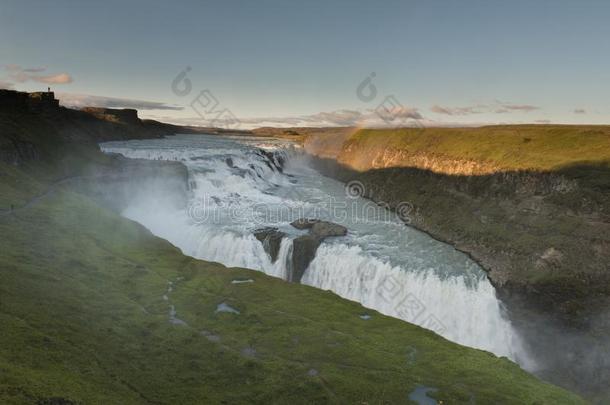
top-left (0, 92), bottom-right (585, 403)
top-left (291, 125), bottom-right (610, 401)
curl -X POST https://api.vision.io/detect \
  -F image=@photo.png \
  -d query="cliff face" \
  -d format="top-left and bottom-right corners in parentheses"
top-left (0, 99), bottom-right (584, 405)
top-left (81, 107), bottom-right (141, 125)
top-left (0, 90), bottom-right (210, 167)
top-left (304, 127), bottom-right (610, 323)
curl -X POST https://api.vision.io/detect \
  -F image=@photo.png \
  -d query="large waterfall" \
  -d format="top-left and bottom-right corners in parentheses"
top-left (101, 134), bottom-right (531, 367)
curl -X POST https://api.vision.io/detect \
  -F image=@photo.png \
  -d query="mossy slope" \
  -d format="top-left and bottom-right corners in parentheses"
top-left (0, 111), bottom-right (584, 403)
top-left (0, 160), bottom-right (581, 404)
top-left (0, 178), bottom-right (584, 404)
top-left (343, 126), bottom-right (610, 173)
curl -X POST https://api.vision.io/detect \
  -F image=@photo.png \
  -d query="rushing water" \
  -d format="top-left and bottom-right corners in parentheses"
top-left (101, 134), bottom-right (531, 366)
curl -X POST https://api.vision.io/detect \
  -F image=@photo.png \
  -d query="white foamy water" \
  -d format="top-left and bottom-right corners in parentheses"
top-left (101, 134), bottom-right (531, 366)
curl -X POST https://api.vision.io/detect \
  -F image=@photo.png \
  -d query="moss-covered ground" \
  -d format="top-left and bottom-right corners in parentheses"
top-left (0, 112), bottom-right (586, 403)
top-left (346, 126), bottom-right (610, 172)
top-left (0, 170), bottom-right (585, 404)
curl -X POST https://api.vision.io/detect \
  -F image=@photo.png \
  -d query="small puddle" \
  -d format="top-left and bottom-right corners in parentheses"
top-left (241, 347), bottom-right (256, 358)
top-left (408, 385), bottom-right (438, 405)
top-left (406, 346), bottom-right (418, 366)
top-left (215, 302), bottom-right (240, 314)
top-left (231, 279), bottom-right (254, 284)
top-left (200, 330), bottom-right (221, 342)
top-left (359, 314), bottom-right (372, 320)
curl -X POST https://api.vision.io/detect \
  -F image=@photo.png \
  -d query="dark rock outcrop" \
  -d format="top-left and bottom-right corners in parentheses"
top-left (254, 227), bottom-right (286, 262)
top-left (0, 89), bottom-right (59, 114)
top-left (82, 107), bottom-right (141, 125)
top-left (288, 218), bottom-right (347, 283)
top-left (290, 234), bottom-right (321, 283)
top-left (290, 218), bottom-right (348, 237)
top-left (290, 218), bottom-right (319, 229)
top-left (254, 149), bottom-right (285, 173)
top-left (310, 221), bottom-right (347, 238)
top-left (252, 219), bottom-right (348, 283)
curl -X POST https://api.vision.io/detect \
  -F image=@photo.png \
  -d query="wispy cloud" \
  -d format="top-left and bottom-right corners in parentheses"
top-left (0, 80), bottom-right (14, 90)
top-left (234, 107), bottom-right (423, 128)
top-left (574, 108), bottom-right (587, 114)
top-left (494, 103), bottom-right (540, 113)
top-left (430, 104), bottom-right (482, 116)
top-left (58, 93), bottom-right (183, 111)
top-left (431, 101), bottom-right (540, 116)
top-left (143, 107), bottom-right (454, 130)
top-left (4, 64), bottom-right (73, 85)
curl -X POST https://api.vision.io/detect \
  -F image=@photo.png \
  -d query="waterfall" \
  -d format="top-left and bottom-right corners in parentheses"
top-left (100, 134), bottom-right (531, 367)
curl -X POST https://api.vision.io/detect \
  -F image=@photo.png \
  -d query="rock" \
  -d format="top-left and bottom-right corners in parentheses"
top-left (290, 234), bottom-right (321, 283)
top-left (290, 218), bottom-right (347, 237)
top-left (535, 247), bottom-right (564, 270)
top-left (310, 221), bottom-right (347, 238)
top-left (287, 219), bottom-right (348, 283)
top-left (291, 218), bottom-right (320, 229)
top-left (225, 157), bottom-right (235, 168)
top-left (255, 149), bottom-right (284, 172)
top-left (254, 227), bottom-right (286, 262)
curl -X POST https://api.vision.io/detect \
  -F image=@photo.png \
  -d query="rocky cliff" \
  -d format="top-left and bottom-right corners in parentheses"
top-left (0, 90), bottom-right (212, 167)
top-left (0, 95), bottom-right (584, 405)
top-left (303, 126), bottom-right (610, 322)
top-left (301, 126), bottom-right (610, 400)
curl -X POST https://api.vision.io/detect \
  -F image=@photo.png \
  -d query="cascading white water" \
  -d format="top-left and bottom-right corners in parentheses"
top-left (101, 134), bottom-right (532, 367)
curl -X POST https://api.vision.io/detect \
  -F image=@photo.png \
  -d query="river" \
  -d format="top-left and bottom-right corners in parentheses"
top-left (100, 134), bottom-right (531, 368)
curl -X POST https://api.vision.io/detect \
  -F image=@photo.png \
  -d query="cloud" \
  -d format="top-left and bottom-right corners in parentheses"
top-left (34, 73), bottom-right (73, 84)
top-left (58, 93), bottom-right (183, 111)
top-left (431, 102), bottom-right (540, 116)
top-left (0, 80), bottom-right (14, 90)
top-left (235, 107), bottom-right (423, 128)
top-left (22, 67), bottom-right (46, 73)
top-left (309, 109), bottom-right (364, 126)
top-left (574, 108), bottom-right (586, 114)
top-left (4, 64), bottom-right (73, 85)
top-left (430, 104), bottom-right (482, 116)
top-left (381, 106), bottom-right (422, 120)
top-left (500, 104), bottom-right (540, 112)
top-left (149, 106), bottom-right (427, 129)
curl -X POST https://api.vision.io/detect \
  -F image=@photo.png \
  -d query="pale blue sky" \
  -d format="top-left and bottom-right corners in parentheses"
top-left (1, 0), bottom-right (609, 127)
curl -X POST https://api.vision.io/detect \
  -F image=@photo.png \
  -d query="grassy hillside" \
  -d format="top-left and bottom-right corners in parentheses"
top-left (304, 124), bottom-right (610, 401)
top-left (0, 110), bottom-right (585, 403)
top-left (345, 126), bottom-right (610, 172)
top-left (304, 125), bottom-right (610, 305)
top-left (0, 161), bottom-right (584, 404)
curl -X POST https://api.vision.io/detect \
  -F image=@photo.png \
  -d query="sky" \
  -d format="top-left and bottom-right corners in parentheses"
top-left (1, 0), bottom-right (610, 128)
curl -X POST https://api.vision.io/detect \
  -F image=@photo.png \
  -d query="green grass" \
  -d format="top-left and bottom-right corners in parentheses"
top-left (0, 184), bottom-right (584, 404)
top-left (0, 110), bottom-right (587, 403)
top-left (347, 125), bottom-right (610, 172)
top-left (0, 129), bottom-right (585, 403)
